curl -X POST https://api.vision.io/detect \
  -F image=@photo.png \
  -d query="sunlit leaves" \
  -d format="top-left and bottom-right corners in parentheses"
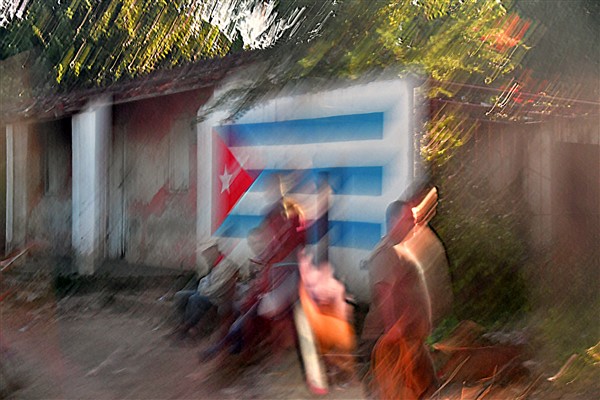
top-left (421, 110), bottom-right (478, 166)
top-left (0, 0), bottom-right (317, 89)
top-left (1, 0), bottom-right (292, 88)
top-left (0, 0), bottom-right (535, 108)
top-left (378, 0), bottom-right (513, 83)
top-left (294, 0), bottom-right (529, 89)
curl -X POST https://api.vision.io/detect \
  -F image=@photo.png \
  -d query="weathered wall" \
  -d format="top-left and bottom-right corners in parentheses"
top-left (524, 117), bottom-right (599, 250)
top-left (27, 118), bottom-right (72, 256)
top-left (113, 88), bottom-right (212, 269)
top-left (439, 116), bottom-right (598, 258)
top-left (475, 122), bottom-right (527, 195)
top-left (0, 126), bottom-right (5, 254)
top-left (525, 117), bottom-right (599, 307)
top-left (440, 115), bottom-right (599, 309)
top-left (5, 123), bottom-right (46, 253)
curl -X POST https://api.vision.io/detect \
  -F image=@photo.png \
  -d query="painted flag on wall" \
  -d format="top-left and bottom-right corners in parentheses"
top-left (201, 79), bottom-right (419, 300)
top-left (211, 111), bottom-right (391, 250)
top-left (212, 132), bottom-right (256, 233)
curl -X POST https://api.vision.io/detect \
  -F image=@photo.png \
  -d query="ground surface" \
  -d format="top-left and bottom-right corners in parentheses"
top-left (2, 289), bottom-right (369, 400)
top-left (1, 270), bottom-right (598, 400)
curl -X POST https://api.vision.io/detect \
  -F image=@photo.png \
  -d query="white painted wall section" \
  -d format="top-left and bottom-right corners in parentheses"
top-left (72, 99), bottom-right (111, 274)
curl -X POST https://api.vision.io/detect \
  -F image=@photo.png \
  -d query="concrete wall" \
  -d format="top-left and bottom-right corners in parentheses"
top-left (113, 89), bottom-right (212, 269)
top-left (5, 123), bottom-right (42, 253)
top-left (72, 100), bottom-right (111, 274)
top-left (524, 117), bottom-right (599, 251)
top-left (450, 115), bottom-right (598, 307)
top-left (0, 126), bottom-right (5, 254)
top-left (525, 117), bottom-right (599, 306)
top-left (27, 119), bottom-right (72, 256)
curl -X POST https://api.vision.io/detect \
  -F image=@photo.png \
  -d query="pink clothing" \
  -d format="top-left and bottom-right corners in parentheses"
top-left (299, 258), bottom-right (349, 321)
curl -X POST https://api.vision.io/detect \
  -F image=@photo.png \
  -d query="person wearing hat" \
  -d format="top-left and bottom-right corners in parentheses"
top-left (172, 240), bottom-right (239, 341)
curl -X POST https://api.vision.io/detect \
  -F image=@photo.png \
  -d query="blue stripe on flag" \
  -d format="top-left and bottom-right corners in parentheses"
top-left (216, 214), bottom-right (381, 251)
top-left (215, 112), bottom-right (384, 146)
top-left (214, 215), bottom-right (264, 238)
top-left (329, 221), bottom-right (381, 250)
top-left (248, 167), bottom-right (383, 196)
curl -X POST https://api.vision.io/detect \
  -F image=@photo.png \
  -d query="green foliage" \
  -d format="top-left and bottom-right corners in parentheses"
top-left (526, 303), bottom-right (600, 397)
top-left (534, 304), bottom-right (600, 365)
top-left (548, 354), bottom-right (600, 396)
top-left (1, 0), bottom-right (232, 88)
top-left (421, 112), bottom-right (478, 167)
top-left (430, 171), bottom-right (530, 327)
top-left (204, 0), bottom-right (533, 122)
top-left (294, 0), bottom-right (528, 86)
top-left (1, 0), bottom-right (534, 108)
top-left (427, 314), bottom-right (460, 345)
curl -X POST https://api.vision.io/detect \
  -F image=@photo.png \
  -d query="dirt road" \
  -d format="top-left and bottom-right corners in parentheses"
top-left (2, 287), bottom-right (597, 400)
top-left (2, 293), bottom-right (366, 400)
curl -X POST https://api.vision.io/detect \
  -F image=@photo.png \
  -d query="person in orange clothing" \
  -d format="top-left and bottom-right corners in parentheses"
top-left (298, 248), bottom-right (356, 384)
top-left (360, 200), bottom-right (438, 400)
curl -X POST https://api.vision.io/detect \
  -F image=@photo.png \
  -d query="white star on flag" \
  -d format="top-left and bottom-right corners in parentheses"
top-left (219, 166), bottom-right (234, 193)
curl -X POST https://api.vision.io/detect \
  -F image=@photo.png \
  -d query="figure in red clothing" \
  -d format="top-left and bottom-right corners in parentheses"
top-left (201, 175), bottom-right (306, 360)
top-left (360, 200), bottom-right (439, 400)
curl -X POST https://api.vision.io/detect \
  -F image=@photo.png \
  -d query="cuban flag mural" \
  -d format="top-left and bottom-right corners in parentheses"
top-left (197, 78), bottom-right (422, 301)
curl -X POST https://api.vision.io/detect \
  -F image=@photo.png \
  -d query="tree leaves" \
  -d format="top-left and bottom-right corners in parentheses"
top-left (0, 0), bottom-right (540, 111)
top-left (1, 0), bottom-right (302, 89)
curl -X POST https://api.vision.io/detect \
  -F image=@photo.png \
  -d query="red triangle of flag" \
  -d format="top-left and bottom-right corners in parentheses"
top-left (212, 132), bottom-right (255, 233)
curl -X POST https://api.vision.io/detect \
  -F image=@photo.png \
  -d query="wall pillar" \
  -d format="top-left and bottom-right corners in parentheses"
top-left (72, 99), bottom-right (111, 275)
top-left (5, 123), bottom-right (31, 253)
top-left (525, 129), bottom-right (553, 251)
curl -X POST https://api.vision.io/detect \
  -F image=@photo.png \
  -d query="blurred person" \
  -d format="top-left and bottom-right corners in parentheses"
top-left (298, 248), bottom-right (357, 385)
top-left (242, 175), bottom-right (306, 320)
top-left (231, 227), bottom-right (265, 310)
top-left (171, 240), bottom-right (239, 341)
top-left (200, 176), bottom-right (306, 360)
top-left (359, 200), bottom-right (438, 400)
